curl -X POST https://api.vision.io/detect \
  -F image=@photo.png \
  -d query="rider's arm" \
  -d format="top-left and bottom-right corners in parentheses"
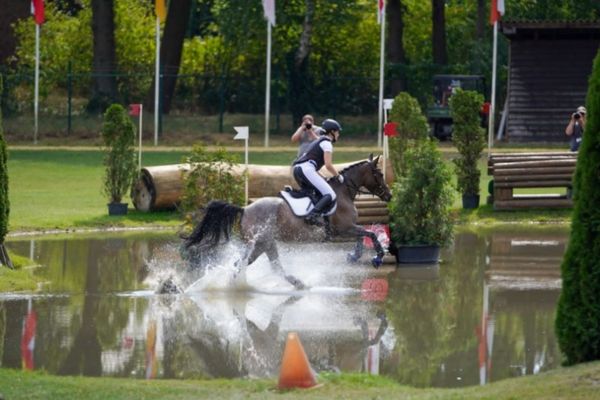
top-left (323, 151), bottom-right (339, 177)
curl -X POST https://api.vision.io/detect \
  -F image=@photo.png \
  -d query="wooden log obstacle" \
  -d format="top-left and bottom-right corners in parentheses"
top-left (132, 159), bottom-right (394, 212)
top-left (488, 152), bottom-right (577, 210)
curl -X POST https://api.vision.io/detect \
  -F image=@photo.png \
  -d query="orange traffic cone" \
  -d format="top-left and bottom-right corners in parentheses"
top-left (278, 332), bottom-right (317, 389)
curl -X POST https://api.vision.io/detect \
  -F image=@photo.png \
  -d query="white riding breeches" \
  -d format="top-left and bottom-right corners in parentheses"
top-left (295, 161), bottom-right (337, 201)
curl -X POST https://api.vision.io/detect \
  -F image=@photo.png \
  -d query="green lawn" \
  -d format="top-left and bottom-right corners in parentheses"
top-left (1, 362), bottom-right (600, 400)
top-left (7, 147), bottom-right (573, 232)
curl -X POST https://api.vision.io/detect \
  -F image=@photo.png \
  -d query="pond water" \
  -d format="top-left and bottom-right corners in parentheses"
top-left (1, 227), bottom-right (567, 388)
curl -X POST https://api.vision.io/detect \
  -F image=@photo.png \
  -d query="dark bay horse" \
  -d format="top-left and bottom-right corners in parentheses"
top-left (182, 155), bottom-right (392, 289)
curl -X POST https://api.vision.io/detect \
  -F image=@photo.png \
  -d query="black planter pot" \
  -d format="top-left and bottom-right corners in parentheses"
top-left (394, 244), bottom-right (441, 264)
top-left (462, 194), bottom-right (480, 209)
top-left (108, 202), bottom-right (128, 216)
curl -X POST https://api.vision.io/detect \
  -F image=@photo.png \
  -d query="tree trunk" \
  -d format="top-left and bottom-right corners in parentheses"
top-left (289, 0), bottom-right (315, 125)
top-left (476, 0), bottom-right (486, 40)
top-left (0, 0), bottom-right (29, 65)
top-left (387, 0), bottom-right (407, 94)
top-left (146, 0), bottom-right (192, 114)
top-left (90, 0), bottom-right (118, 112)
top-left (431, 0), bottom-right (447, 66)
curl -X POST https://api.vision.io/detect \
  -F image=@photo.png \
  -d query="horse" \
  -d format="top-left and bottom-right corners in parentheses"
top-left (182, 154), bottom-right (392, 290)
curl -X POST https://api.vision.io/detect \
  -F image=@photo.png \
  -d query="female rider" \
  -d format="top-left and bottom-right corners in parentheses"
top-left (292, 119), bottom-right (343, 224)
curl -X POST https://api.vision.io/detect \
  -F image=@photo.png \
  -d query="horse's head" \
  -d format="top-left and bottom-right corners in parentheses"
top-left (343, 154), bottom-right (392, 202)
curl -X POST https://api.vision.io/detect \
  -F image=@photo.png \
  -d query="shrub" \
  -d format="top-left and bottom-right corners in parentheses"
top-left (388, 139), bottom-right (454, 246)
top-left (101, 104), bottom-right (137, 204)
top-left (556, 49), bottom-right (600, 365)
top-left (388, 92), bottom-right (430, 178)
top-left (449, 89), bottom-right (485, 197)
top-left (180, 144), bottom-right (244, 222)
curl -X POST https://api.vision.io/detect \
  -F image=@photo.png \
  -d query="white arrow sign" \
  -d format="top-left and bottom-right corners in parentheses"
top-left (234, 126), bottom-right (249, 140)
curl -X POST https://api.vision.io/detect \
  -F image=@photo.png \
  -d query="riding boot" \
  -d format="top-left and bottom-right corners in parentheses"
top-left (305, 194), bottom-right (332, 225)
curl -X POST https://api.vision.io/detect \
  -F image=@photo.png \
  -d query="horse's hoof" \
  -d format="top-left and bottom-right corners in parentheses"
top-left (157, 277), bottom-right (180, 294)
top-left (346, 252), bottom-right (360, 263)
top-left (285, 275), bottom-right (307, 290)
top-left (371, 256), bottom-right (383, 269)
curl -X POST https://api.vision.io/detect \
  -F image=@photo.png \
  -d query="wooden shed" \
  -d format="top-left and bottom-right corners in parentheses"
top-left (501, 21), bottom-right (600, 143)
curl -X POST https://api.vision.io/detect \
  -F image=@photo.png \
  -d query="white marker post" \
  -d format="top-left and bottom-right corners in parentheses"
top-left (382, 98), bottom-right (394, 182)
top-left (138, 104), bottom-right (143, 171)
top-left (234, 126), bottom-right (249, 204)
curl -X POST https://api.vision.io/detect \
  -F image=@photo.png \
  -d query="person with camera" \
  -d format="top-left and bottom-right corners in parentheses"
top-left (291, 114), bottom-right (321, 156)
top-left (565, 106), bottom-right (586, 152)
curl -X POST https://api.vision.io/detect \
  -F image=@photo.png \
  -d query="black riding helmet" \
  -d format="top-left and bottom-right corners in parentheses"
top-left (321, 118), bottom-right (342, 134)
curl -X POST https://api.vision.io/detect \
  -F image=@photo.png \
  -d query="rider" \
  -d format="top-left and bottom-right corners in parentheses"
top-left (292, 118), bottom-right (344, 224)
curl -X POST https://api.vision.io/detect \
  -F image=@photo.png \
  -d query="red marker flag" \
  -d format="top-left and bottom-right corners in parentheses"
top-left (31, 0), bottom-right (45, 25)
top-left (490, 0), bottom-right (505, 25)
top-left (129, 104), bottom-right (141, 117)
top-left (383, 122), bottom-right (398, 137)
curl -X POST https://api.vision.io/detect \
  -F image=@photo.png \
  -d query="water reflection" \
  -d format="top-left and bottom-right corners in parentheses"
top-left (0, 228), bottom-right (567, 388)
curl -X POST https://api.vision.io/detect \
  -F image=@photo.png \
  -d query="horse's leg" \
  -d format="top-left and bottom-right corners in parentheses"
top-left (264, 240), bottom-right (307, 290)
top-left (347, 238), bottom-right (364, 263)
top-left (348, 224), bottom-right (385, 269)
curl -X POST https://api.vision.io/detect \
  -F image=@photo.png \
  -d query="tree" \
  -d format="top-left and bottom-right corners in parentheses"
top-left (476, 0), bottom-right (486, 40)
top-left (431, 0), bottom-right (447, 66)
top-left (0, 76), bottom-right (12, 269)
top-left (555, 48), bottom-right (600, 365)
top-left (388, 0), bottom-right (407, 94)
top-left (90, 0), bottom-right (118, 111)
top-left (146, 0), bottom-right (193, 114)
top-left (0, 0), bottom-right (29, 65)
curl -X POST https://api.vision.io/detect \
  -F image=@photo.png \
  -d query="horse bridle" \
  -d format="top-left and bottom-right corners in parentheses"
top-left (341, 166), bottom-right (388, 200)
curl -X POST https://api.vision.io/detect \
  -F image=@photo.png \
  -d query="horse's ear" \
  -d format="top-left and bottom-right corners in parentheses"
top-left (368, 153), bottom-right (374, 162)
top-left (373, 155), bottom-right (380, 166)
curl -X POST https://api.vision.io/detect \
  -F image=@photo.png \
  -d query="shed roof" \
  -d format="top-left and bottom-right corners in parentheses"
top-left (501, 20), bottom-right (600, 39)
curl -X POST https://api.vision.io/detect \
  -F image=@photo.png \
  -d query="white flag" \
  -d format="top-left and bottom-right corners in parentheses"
top-left (262, 0), bottom-right (276, 26)
top-left (234, 126), bottom-right (249, 140)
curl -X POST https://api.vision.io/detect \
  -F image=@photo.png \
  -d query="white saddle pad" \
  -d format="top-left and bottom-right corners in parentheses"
top-left (280, 191), bottom-right (337, 217)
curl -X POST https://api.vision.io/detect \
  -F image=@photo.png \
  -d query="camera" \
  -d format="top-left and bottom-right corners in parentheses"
top-left (305, 123), bottom-right (312, 130)
top-left (573, 112), bottom-right (581, 120)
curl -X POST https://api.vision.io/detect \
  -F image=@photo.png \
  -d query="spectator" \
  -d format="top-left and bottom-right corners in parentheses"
top-left (565, 106), bottom-right (586, 152)
top-left (291, 114), bottom-right (320, 156)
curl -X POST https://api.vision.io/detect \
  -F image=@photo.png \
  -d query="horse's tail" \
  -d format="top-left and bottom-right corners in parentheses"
top-left (183, 200), bottom-right (244, 249)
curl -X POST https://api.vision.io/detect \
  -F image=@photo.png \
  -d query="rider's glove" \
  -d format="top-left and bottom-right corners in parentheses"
top-left (336, 174), bottom-right (344, 184)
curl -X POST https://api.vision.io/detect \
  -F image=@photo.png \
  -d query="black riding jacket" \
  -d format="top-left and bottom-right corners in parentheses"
top-left (293, 136), bottom-right (332, 170)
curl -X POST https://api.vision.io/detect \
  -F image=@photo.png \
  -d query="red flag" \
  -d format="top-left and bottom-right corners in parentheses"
top-left (377, 0), bottom-right (385, 24)
top-left (21, 310), bottom-right (37, 370)
top-left (129, 104), bottom-right (141, 117)
top-left (490, 0), bottom-right (505, 25)
top-left (31, 0), bottom-right (45, 25)
top-left (362, 224), bottom-right (390, 249)
top-left (383, 122), bottom-right (398, 137)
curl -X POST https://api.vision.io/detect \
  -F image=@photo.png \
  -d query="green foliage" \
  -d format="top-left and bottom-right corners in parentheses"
top-left (449, 89), bottom-right (485, 196)
top-left (101, 104), bottom-right (137, 204)
top-left (556, 48), bottom-right (600, 365)
top-left (387, 92), bottom-right (429, 178)
top-left (388, 139), bottom-right (454, 246)
top-left (180, 144), bottom-right (244, 219)
top-left (0, 76), bottom-right (8, 243)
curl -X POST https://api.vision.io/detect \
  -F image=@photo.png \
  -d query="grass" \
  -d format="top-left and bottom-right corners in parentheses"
top-left (1, 362), bottom-right (600, 400)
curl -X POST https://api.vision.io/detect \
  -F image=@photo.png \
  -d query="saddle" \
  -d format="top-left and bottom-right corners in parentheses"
top-left (279, 186), bottom-right (337, 218)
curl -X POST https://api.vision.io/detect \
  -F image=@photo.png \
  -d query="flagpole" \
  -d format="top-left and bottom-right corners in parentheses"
top-left (377, 3), bottom-right (386, 149)
top-left (154, 16), bottom-right (160, 147)
top-left (139, 104), bottom-right (143, 171)
top-left (264, 21), bottom-right (272, 148)
top-left (34, 23), bottom-right (40, 145)
top-left (488, 20), bottom-right (498, 155)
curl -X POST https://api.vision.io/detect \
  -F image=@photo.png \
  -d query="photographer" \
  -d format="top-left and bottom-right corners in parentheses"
top-left (291, 114), bottom-right (320, 156)
top-left (565, 106), bottom-right (586, 152)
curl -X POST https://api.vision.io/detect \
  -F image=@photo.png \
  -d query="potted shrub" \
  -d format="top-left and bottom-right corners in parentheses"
top-left (388, 139), bottom-right (455, 264)
top-left (449, 89), bottom-right (485, 209)
top-left (101, 104), bottom-right (137, 216)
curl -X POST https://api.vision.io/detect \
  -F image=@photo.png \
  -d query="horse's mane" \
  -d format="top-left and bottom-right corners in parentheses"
top-left (338, 160), bottom-right (370, 175)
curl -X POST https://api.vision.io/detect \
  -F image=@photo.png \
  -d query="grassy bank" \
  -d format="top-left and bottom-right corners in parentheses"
top-left (1, 362), bottom-right (599, 400)
top-left (7, 146), bottom-right (573, 233)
